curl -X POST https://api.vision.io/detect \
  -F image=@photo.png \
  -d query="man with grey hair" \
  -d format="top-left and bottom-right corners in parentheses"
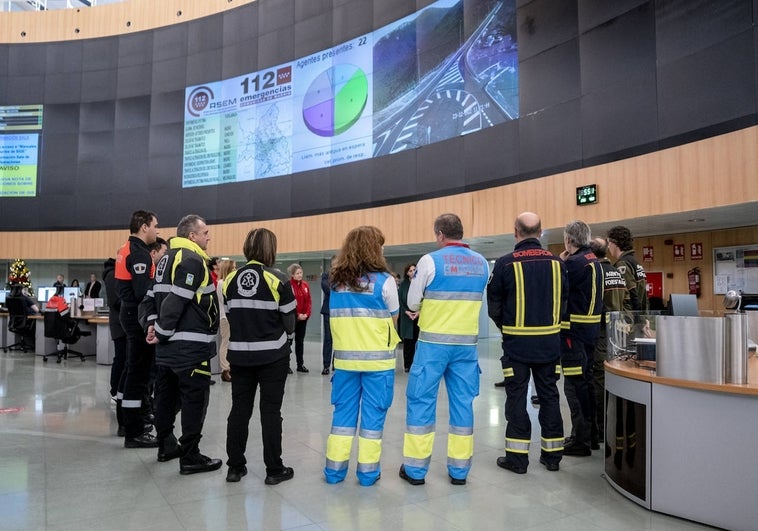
top-left (142, 214), bottom-right (222, 475)
top-left (559, 220), bottom-right (603, 457)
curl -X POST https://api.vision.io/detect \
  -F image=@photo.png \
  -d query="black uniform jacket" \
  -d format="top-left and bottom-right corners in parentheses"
top-left (140, 237), bottom-right (219, 369)
top-left (487, 238), bottom-right (567, 364)
top-left (223, 260), bottom-right (296, 367)
top-left (561, 245), bottom-right (603, 346)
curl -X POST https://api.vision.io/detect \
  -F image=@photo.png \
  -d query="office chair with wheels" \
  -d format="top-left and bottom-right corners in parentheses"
top-left (43, 311), bottom-right (92, 363)
top-left (2, 295), bottom-right (35, 353)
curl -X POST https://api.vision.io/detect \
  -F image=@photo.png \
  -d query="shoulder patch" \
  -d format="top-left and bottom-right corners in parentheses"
top-left (237, 269), bottom-right (260, 297)
top-left (185, 273), bottom-right (195, 286)
top-left (133, 263), bottom-right (147, 275)
top-left (616, 264), bottom-right (627, 275)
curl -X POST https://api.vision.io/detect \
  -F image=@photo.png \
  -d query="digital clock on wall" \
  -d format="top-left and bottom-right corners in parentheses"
top-left (576, 184), bottom-right (598, 206)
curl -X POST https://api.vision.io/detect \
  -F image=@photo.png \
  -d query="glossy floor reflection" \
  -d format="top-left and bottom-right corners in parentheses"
top-left (0, 340), bottom-right (714, 531)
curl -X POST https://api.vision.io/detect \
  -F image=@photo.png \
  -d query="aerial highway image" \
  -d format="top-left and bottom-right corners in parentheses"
top-left (372, 0), bottom-right (517, 156)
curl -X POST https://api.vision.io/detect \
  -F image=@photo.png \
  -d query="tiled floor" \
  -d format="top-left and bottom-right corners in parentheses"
top-left (0, 339), bottom-right (714, 530)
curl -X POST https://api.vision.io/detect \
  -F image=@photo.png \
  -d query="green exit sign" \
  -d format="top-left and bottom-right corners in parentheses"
top-left (576, 184), bottom-right (598, 206)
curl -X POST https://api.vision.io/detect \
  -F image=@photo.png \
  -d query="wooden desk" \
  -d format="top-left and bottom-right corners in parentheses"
top-left (604, 358), bottom-right (758, 530)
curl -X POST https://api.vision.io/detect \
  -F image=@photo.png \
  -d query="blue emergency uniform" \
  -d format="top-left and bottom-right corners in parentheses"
top-left (402, 243), bottom-right (488, 482)
top-left (324, 272), bottom-right (400, 486)
top-left (487, 238), bottom-right (567, 470)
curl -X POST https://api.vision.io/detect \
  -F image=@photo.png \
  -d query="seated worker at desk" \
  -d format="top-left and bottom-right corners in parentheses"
top-left (45, 287), bottom-right (72, 354)
top-left (21, 287), bottom-right (40, 315)
top-left (46, 287), bottom-right (70, 315)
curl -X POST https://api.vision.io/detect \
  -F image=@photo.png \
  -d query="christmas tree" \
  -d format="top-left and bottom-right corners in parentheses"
top-left (8, 258), bottom-right (33, 293)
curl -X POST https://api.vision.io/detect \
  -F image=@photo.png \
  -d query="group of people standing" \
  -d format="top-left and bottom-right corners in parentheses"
top-left (102, 207), bottom-right (645, 488)
top-left (488, 213), bottom-right (646, 474)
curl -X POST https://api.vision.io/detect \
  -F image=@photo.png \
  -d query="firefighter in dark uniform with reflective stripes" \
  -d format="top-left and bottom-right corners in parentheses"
top-left (115, 210), bottom-right (160, 448)
top-left (488, 212), bottom-right (567, 474)
top-left (142, 214), bottom-right (222, 475)
top-left (560, 220), bottom-right (604, 457)
top-left (222, 228), bottom-right (296, 485)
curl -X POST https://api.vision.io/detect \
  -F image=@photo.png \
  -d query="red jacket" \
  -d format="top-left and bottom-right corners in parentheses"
top-left (46, 295), bottom-right (70, 316)
top-left (290, 279), bottom-right (312, 319)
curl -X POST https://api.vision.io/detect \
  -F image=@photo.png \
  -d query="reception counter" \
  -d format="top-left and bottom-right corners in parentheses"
top-left (604, 358), bottom-right (758, 531)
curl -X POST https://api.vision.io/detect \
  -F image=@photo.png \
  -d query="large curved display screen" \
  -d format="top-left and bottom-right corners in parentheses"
top-left (182, 0), bottom-right (518, 188)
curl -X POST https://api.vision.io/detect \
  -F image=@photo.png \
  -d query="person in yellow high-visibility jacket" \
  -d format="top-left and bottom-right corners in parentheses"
top-left (400, 213), bottom-right (489, 486)
top-left (324, 226), bottom-right (401, 487)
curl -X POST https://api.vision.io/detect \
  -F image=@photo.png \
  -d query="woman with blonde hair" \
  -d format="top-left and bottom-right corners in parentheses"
top-left (216, 258), bottom-right (237, 382)
top-left (324, 226), bottom-right (400, 486)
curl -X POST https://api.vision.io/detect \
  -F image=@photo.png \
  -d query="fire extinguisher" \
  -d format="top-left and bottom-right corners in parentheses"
top-left (688, 267), bottom-right (701, 297)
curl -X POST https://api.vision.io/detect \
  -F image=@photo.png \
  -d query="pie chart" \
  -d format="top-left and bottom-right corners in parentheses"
top-left (302, 64), bottom-right (368, 137)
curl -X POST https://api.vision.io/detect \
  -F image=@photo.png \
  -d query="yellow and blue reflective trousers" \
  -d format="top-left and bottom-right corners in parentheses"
top-left (402, 341), bottom-right (479, 482)
top-left (324, 369), bottom-right (394, 486)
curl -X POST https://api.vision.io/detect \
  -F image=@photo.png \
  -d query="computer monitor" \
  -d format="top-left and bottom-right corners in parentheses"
top-left (668, 293), bottom-right (699, 316)
top-left (63, 287), bottom-right (80, 301)
top-left (0, 289), bottom-right (8, 304)
top-left (37, 286), bottom-right (56, 303)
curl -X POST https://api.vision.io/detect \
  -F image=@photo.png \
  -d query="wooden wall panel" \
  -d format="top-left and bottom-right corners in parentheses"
top-left (0, 0), bottom-right (256, 43)
top-left (1, 126), bottom-right (756, 263)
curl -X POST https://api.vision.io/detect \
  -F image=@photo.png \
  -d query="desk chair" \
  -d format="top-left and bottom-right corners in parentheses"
top-left (43, 311), bottom-right (92, 363)
top-left (2, 296), bottom-right (35, 353)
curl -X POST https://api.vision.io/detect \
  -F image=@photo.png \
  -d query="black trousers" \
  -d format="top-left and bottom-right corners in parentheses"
top-left (294, 319), bottom-right (308, 368)
top-left (226, 356), bottom-right (289, 475)
top-left (322, 314), bottom-right (332, 369)
top-left (119, 306), bottom-right (154, 439)
top-left (593, 327), bottom-right (608, 442)
top-left (402, 339), bottom-right (417, 370)
top-left (109, 335), bottom-right (126, 397)
top-left (504, 358), bottom-right (563, 468)
top-left (562, 337), bottom-right (594, 448)
top-left (154, 360), bottom-right (212, 458)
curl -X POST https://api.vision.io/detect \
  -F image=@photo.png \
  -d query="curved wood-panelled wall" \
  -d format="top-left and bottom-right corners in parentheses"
top-left (1, 126), bottom-right (756, 261)
top-left (471, 125), bottom-right (758, 239)
top-left (0, 0), bottom-right (256, 43)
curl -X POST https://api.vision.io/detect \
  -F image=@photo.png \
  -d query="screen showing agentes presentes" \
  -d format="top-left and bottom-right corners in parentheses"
top-left (182, 0), bottom-right (518, 188)
top-left (0, 105), bottom-right (43, 198)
